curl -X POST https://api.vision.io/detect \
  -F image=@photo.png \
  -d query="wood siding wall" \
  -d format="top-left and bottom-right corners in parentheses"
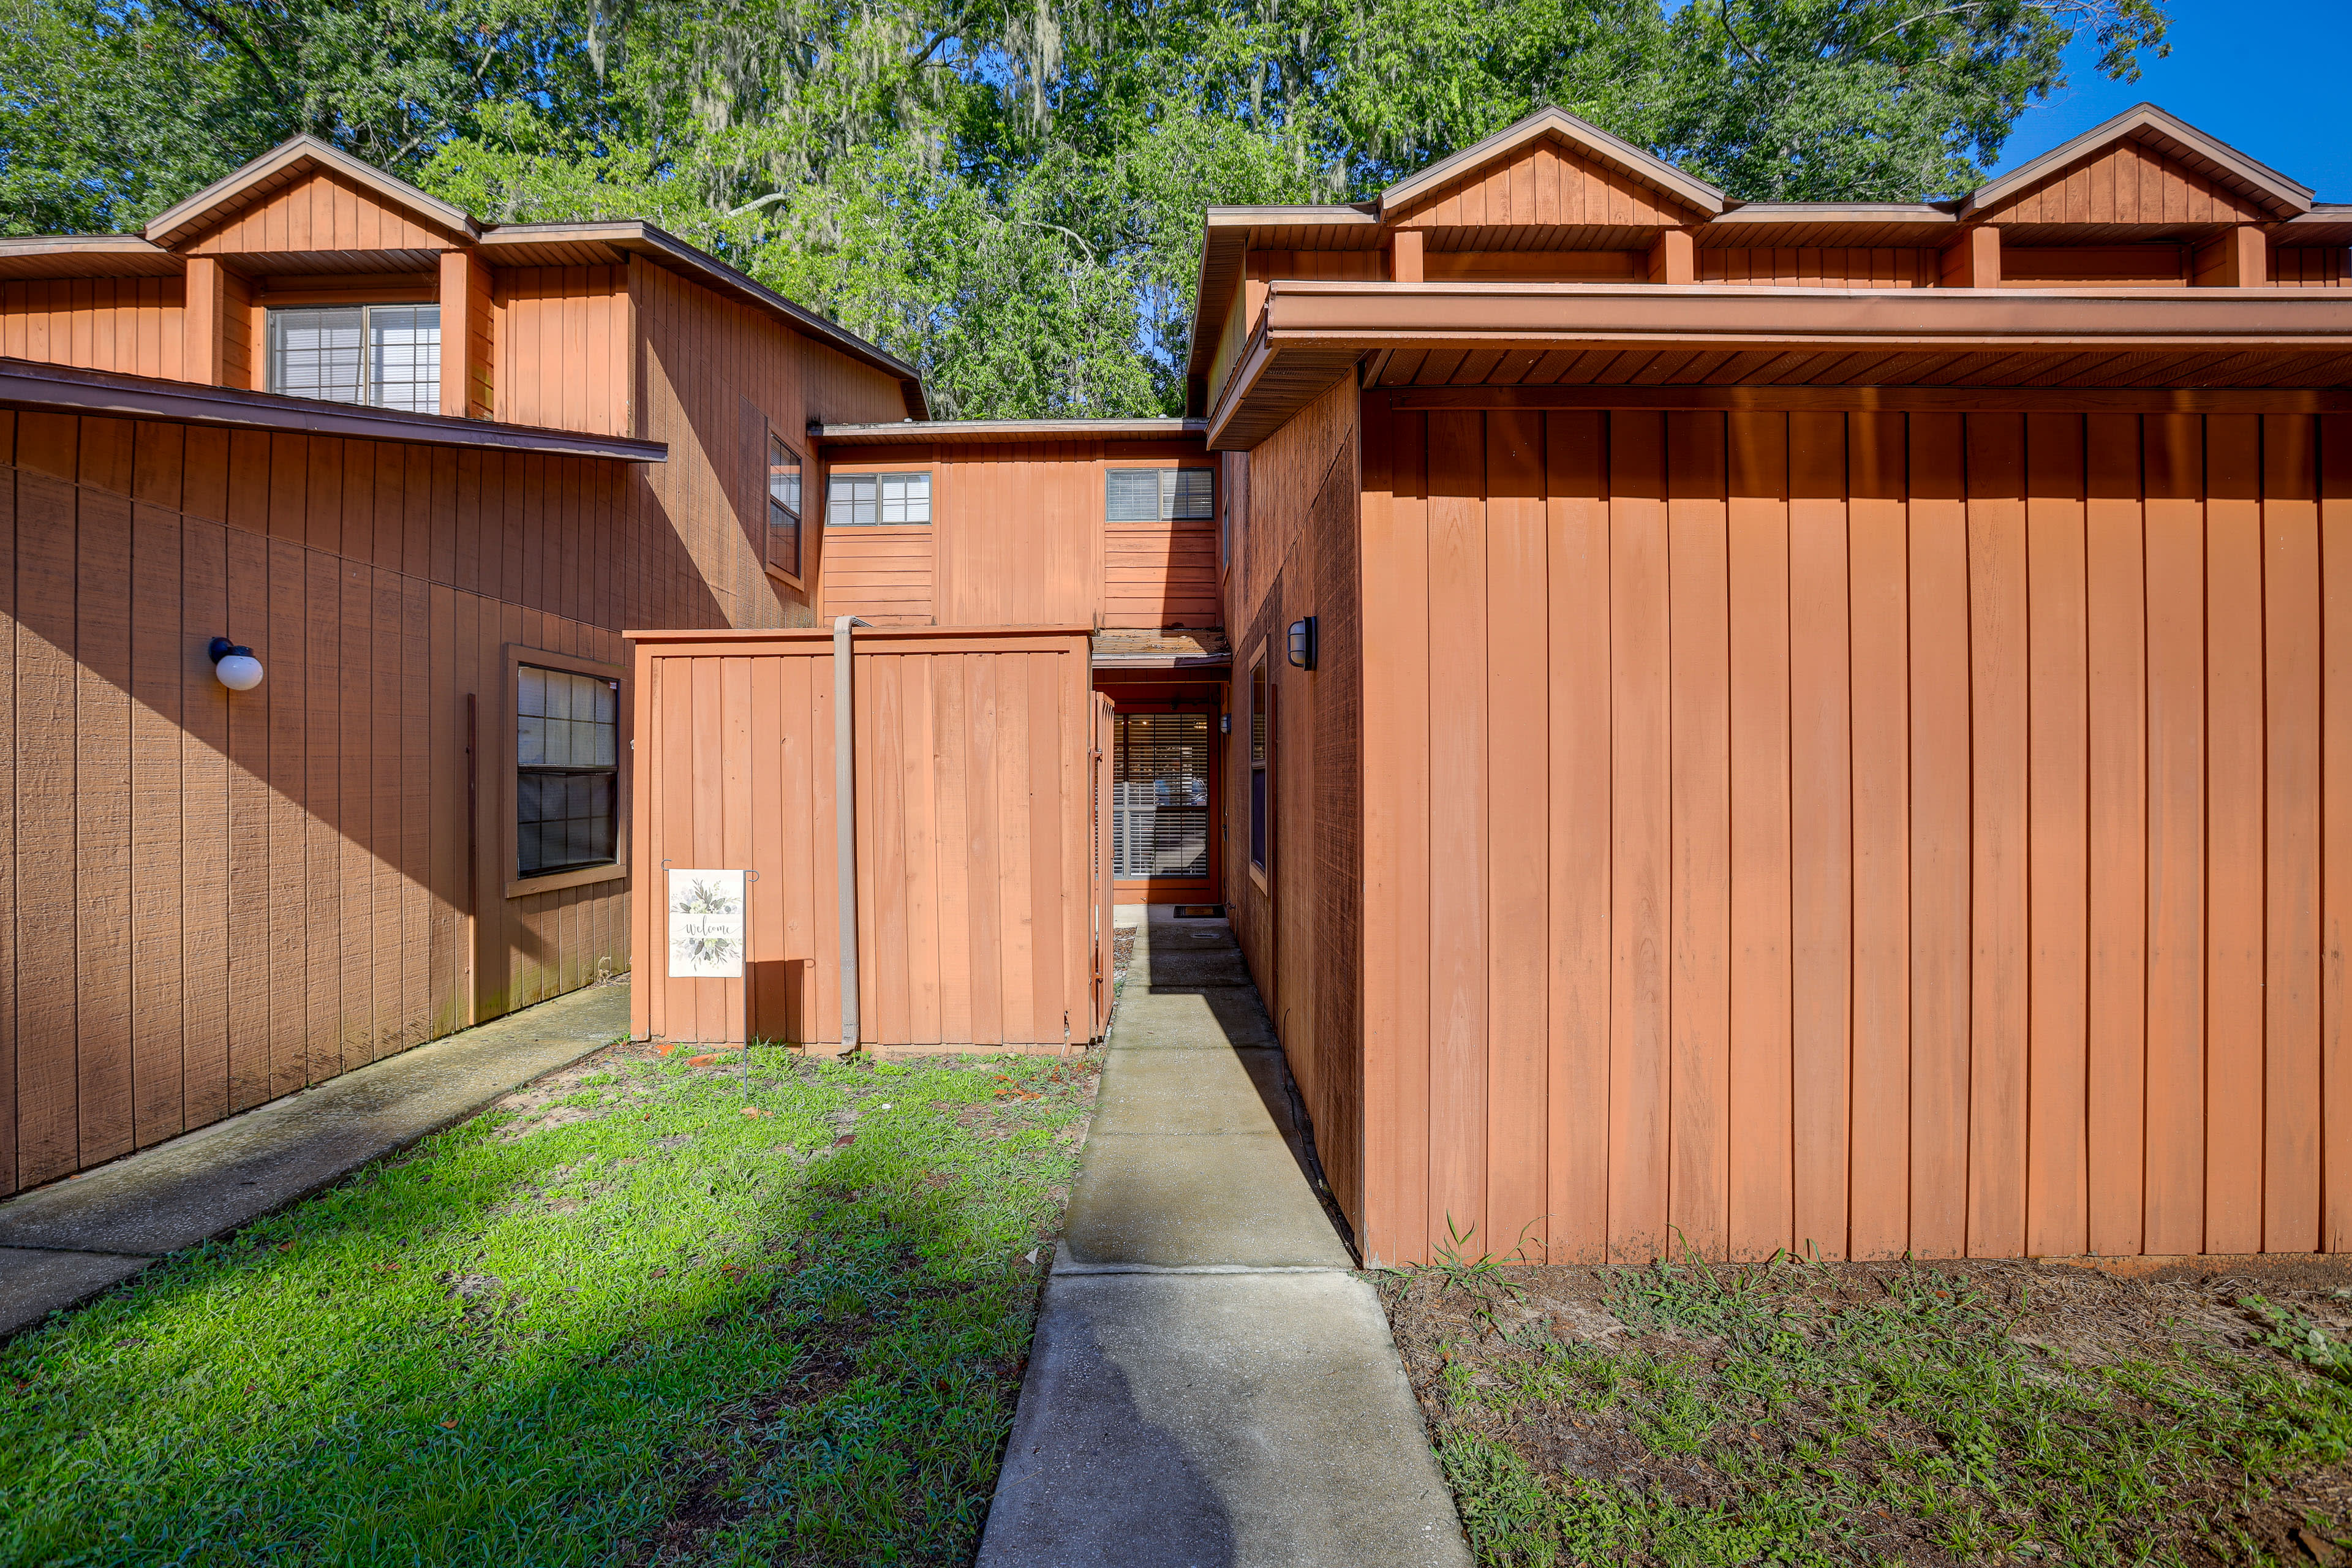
top-left (816, 439), bottom-right (1215, 630)
top-left (184, 170), bottom-right (456, 259)
top-left (634, 260), bottom-right (907, 631)
top-left (819, 527), bottom-right (935, 625)
top-left (1357, 397), bottom-right (2352, 1267)
top-left (1225, 378), bottom-right (1365, 1226)
top-left (1981, 138), bottom-right (2270, 228)
top-left (0, 410), bottom-right (644, 1194)
top-left (1697, 249), bottom-right (1935, 288)
top-left (494, 266), bottom-right (630, 435)
top-left (2, 280), bottom-right (187, 380)
top-left (628, 628), bottom-right (1096, 1051)
top-left (1390, 137), bottom-right (1700, 236)
top-left (2278, 249), bottom-right (2351, 288)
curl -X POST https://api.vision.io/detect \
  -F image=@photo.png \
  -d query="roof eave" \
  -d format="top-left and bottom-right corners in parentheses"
top-left (0, 356), bottom-right (668, 461)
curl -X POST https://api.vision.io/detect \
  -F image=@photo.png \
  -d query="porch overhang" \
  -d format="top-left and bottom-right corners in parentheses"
top-left (1204, 279), bottom-right (2352, 448)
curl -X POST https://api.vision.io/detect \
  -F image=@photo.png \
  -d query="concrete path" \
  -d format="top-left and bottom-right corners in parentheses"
top-left (979, 909), bottom-right (1471, 1568)
top-left (0, 980), bottom-right (630, 1338)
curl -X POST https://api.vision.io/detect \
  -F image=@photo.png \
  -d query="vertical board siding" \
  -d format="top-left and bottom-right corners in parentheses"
top-left (633, 630), bottom-right (1095, 1050)
top-left (3, 279), bottom-right (189, 380)
top-left (0, 416), bottom-right (635, 1192)
top-left (1357, 399), bottom-right (2352, 1265)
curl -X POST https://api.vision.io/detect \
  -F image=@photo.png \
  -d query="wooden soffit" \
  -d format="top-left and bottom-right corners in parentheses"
top-left (145, 135), bottom-right (479, 252)
top-left (1205, 280), bottom-right (2352, 448)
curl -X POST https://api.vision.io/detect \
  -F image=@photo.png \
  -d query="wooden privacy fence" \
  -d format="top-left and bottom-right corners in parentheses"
top-left (1360, 400), bottom-right (2352, 1266)
top-left (627, 624), bottom-right (1101, 1050)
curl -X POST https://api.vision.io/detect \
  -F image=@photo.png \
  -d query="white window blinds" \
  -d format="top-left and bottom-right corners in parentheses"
top-left (1106, 468), bottom-right (1213, 522)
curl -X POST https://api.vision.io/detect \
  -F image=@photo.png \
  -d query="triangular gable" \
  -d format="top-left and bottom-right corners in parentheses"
top-left (1379, 106), bottom-right (1724, 227)
top-left (146, 135), bottom-right (478, 252)
top-left (1964, 104), bottom-right (2312, 224)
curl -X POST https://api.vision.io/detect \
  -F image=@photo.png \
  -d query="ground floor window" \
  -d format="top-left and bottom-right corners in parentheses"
top-left (518, 664), bottom-right (619, 876)
top-left (1112, 711), bottom-right (1210, 880)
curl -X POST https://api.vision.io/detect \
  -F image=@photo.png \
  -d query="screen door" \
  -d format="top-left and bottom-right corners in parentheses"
top-left (1110, 712), bottom-right (1210, 881)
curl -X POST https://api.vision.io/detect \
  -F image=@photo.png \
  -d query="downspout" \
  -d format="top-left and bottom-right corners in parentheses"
top-left (835, 614), bottom-right (869, 1054)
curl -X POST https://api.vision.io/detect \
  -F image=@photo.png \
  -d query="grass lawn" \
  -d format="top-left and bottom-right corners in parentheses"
top-left (1384, 1250), bottom-right (2352, 1567)
top-left (0, 1036), bottom-right (1100, 1566)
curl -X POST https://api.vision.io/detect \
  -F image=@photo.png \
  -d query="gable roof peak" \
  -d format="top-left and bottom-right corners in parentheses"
top-left (1962, 102), bottom-right (2312, 219)
top-left (144, 134), bottom-right (480, 250)
top-left (1378, 105), bottom-right (1726, 221)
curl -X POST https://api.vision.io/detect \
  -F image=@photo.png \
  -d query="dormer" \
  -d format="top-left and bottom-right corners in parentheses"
top-left (1374, 105), bottom-right (1726, 284)
top-left (1958, 104), bottom-right (2315, 288)
top-left (145, 137), bottom-right (494, 416)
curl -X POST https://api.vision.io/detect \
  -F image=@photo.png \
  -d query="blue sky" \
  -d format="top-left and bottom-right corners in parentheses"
top-left (1991, 0), bottom-right (2351, 199)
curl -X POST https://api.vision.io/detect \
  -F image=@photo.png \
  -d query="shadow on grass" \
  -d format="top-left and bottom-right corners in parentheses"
top-left (0, 1047), bottom-right (1090, 1566)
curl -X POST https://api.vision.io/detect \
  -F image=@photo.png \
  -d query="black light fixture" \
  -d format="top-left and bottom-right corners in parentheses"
top-left (208, 636), bottom-right (264, 692)
top-left (1287, 616), bottom-right (1317, 671)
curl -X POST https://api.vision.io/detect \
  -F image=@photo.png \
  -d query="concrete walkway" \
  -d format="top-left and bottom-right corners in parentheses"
top-left (0, 980), bottom-right (630, 1337)
top-left (979, 908), bottom-right (1471, 1568)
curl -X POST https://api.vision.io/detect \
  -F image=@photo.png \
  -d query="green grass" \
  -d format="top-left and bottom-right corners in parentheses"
top-left (0, 1042), bottom-right (1099, 1566)
top-left (1393, 1253), bottom-right (2352, 1567)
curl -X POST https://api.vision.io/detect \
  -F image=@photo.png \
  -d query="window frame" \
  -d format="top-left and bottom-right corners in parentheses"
top-left (500, 642), bottom-right (630, 900)
top-left (824, 469), bottom-right (934, 528)
top-left (1247, 646), bottom-right (1272, 888)
top-left (761, 428), bottom-right (806, 590)
top-left (1105, 464), bottom-right (1217, 524)
top-left (264, 300), bottom-right (444, 412)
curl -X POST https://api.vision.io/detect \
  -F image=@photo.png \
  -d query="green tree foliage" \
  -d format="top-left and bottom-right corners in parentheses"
top-left (3, 0), bottom-right (2168, 413)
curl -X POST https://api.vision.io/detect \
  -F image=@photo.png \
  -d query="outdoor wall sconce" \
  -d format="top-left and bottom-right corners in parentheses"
top-left (1287, 616), bottom-right (1317, 671)
top-left (208, 637), bottom-right (265, 692)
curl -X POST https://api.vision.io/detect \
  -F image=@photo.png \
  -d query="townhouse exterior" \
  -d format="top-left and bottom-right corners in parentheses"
top-left (10, 103), bottom-right (2352, 1276)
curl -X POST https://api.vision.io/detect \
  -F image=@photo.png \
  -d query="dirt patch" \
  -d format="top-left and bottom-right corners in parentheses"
top-left (1384, 1256), bottom-right (2352, 1566)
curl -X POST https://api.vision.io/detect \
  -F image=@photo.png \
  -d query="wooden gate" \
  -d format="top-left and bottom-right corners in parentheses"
top-left (627, 624), bottom-right (1096, 1051)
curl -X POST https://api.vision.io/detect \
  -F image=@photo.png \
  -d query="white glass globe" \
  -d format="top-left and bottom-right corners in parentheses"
top-left (214, 652), bottom-right (265, 692)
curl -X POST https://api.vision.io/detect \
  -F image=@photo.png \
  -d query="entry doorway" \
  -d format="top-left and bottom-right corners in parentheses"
top-left (1107, 702), bottom-right (1221, 905)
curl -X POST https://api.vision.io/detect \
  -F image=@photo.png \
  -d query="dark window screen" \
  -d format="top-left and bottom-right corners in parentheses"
top-left (1112, 712), bottom-right (1210, 880)
top-left (518, 665), bottom-right (619, 876)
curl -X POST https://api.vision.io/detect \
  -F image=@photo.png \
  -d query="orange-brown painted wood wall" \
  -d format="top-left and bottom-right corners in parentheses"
top-left (1357, 396), bottom-right (2352, 1266)
top-left (628, 628), bottom-right (1098, 1052)
top-left (816, 439), bottom-right (1215, 630)
top-left (1224, 378), bottom-right (1365, 1229)
top-left (2, 279), bottom-right (187, 380)
top-left (634, 260), bottom-right (909, 631)
top-left (494, 265), bottom-right (631, 436)
top-left (0, 409), bottom-right (653, 1195)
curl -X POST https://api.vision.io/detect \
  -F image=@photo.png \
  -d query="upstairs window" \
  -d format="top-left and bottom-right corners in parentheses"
top-left (268, 303), bottom-right (440, 413)
top-left (518, 665), bottom-right (619, 878)
top-left (827, 472), bottom-right (931, 526)
top-left (766, 432), bottom-right (802, 578)
top-left (1107, 467), bottom-right (1213, 522)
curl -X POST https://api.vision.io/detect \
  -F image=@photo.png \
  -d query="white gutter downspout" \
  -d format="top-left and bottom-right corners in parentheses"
top-left (834, 615), bottom-right (869, 1054)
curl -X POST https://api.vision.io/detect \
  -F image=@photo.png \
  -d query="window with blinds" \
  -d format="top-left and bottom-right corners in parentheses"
top-left (1106, 467), bottom-right (1214, 522)
top-left (267, 303), bottom-right (441, 412)
top-left (1111, 712), bottom-right (1210, 881)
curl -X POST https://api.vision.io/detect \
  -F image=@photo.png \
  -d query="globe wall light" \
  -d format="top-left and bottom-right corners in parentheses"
top-left (208, 637), bottom-right (264, 692)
